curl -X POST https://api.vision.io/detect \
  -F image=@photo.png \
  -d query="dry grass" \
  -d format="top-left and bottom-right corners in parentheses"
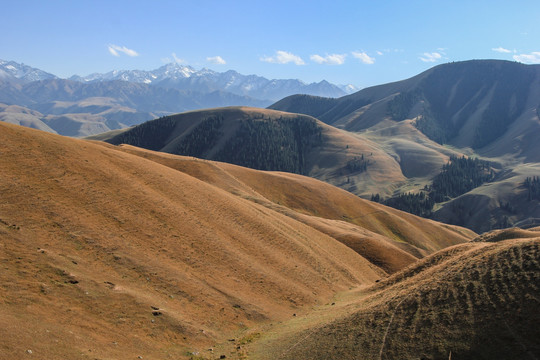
top-left (114, 144), bottom-right (475, 268)
top-left (0, 122), bottom-right (476, 359)
top-left (252, 236), bottom-right (540, 359)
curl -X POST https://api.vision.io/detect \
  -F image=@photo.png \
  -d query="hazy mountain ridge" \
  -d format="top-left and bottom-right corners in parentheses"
top-left (69, 62), bottom-right (353, 100)
top-left (271, 60), bottom-right (540, 150)
top-left (0, 59), bottom-right (352, 136)
top-left (0, 76), bottom-right (268, 137)
top-left (4, 59), bottom-right (540, 232)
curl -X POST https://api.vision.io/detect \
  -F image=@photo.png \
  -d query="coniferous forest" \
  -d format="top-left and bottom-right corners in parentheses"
top-left (174, 116), bottom-right (224, 158)
top-left (376, 156), bottom-right (494, 217)
top-left (430, 156), bottom-right (494, 202)
top-left (107, 116), bottom-right (178, 150)
top-left (524, 176), bottom-right (540, 201)
top-left (215, 116), bottom-right (322, 174)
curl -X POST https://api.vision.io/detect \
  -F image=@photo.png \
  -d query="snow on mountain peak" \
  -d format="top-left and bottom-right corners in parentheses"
top-left (0, 60), bottom-right (57, 82)
top-left (1, 59), bottom-right (348, 101)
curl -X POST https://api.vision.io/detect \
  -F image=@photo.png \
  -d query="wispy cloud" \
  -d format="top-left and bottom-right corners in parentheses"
top-left (351, 51), bottom-right (375, 64)
top-left (492, 47), bottom-right (512, 53)
top-left (108, 44), bottom-right (139, 57)
top-left (260, 50), bottom-right (305, 65)
top-left (207, 56), bottom-right (226, 65)
top-left (310, 53), bottom-right (346, 65)
top-left (172, 53), bottom-right (185, 64)
top-left (419, 52), bottom-right (442, 63)
top-left (513, 51), bottom-right (540, 64)
top-left (376, 51), bottom-right (383, 56)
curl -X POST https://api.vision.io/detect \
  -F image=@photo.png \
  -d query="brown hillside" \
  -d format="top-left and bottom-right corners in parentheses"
top-left (0, 122), bottom-right (473, 359)
top-left (252, 234), bottom-right (540, 360)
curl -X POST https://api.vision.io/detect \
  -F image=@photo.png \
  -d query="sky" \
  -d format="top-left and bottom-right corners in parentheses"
top-left (2, 0), bottom-right (540, 89)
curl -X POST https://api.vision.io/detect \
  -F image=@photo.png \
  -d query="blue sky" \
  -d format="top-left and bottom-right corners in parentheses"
top-left (2, 0), bottom-right (539, 89)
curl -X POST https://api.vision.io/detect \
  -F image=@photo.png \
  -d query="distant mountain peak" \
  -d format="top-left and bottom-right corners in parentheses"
top-left (156, 62), bottom-right (196, 78)
top-left (0, 59), bottom-right (57, 82)
top-left (341, 84), bottom-right (359, 94)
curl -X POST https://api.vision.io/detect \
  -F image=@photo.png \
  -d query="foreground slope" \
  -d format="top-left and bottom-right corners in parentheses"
top-left (0, 122), bottom-right (472, 359)
top-left (252, 231), bottom-right (540, 360)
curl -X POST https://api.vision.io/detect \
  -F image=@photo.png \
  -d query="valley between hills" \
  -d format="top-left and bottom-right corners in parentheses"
top-left (1, 59), bottom-right (540, 359)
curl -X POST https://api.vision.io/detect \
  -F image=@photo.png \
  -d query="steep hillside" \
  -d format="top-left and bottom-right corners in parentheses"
top-left (271, 60), bottom-right (540, 163)
top-left (271, 60), bottom-right (540, 232)
top-left (251, 233), bottom-right (540, 360)
top-left (271, 60), bottom-right (539, 144)
top-left (430, 162), bottom-right (540, 232)
top-left (104, 106), bottom-right (406, 197)
top-left (0, 122), bottom-right (473, 359)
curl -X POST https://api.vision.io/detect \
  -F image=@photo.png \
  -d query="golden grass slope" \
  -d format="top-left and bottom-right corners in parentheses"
top-left (0, 122), bottom-right (473, 359)
top-left (252, 233), bottom-right (540, 360)
top-left (114, 144), bottom-right (474, 267)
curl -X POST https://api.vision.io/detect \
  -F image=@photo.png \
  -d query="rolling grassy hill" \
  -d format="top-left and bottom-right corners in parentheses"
top-left (0, 121), bottom-right (474, 359)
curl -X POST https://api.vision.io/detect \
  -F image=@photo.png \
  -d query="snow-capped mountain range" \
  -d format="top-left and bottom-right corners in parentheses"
top-left (0, 59), bottom-right (358, 137)
top-left (69, 62), bottom-right (357, 101)
top-left (1, 59), bottom-right (357, 101)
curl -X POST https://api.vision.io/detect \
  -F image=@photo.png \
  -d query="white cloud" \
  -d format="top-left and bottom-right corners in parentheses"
top-left (207, 56), bottom-right (226, 64)
top-left (492, 47), bottom-right (512, 53)
top-left (260, 50), bottom-right (305, 65)
top-left (351, 51), bottom-right (375, 64)
top-left (172, 53), bottom-right (186, 64)
top-left (513, 51), bottom-right (540, 64)
top-left (376, 51), bottom-right (383, 56)
top-left (108, 44), bottom-right (139, 57)
top-left (310, 53), bottom-right (346, 65)
top-left (419, 52), bottom-right (442, 62)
